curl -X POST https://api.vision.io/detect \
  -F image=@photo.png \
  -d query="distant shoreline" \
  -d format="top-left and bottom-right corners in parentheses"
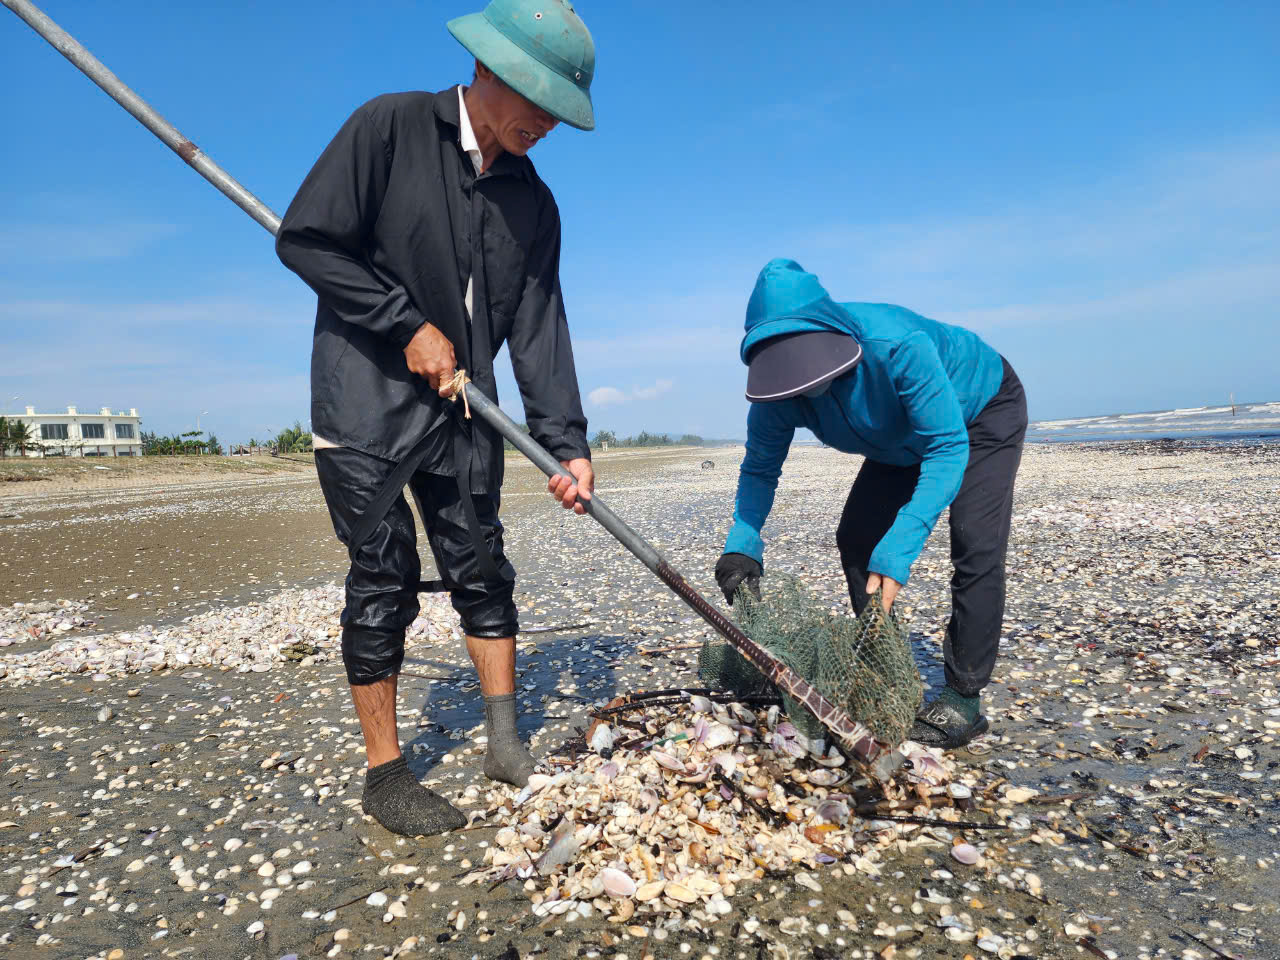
top-left (1028, 430), bottom-right (1280, 446)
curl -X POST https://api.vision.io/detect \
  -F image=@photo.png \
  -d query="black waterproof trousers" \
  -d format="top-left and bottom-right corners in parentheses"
top-left (315, 447), bottom-right (518, 687)
top-left (837, 359), bottom-right (1027, 695)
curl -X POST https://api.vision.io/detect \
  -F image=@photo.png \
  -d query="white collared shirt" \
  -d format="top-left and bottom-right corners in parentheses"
top-left (457, 84), bottom-right (484, 177)
top-left (313, 85), bottom-right (481, 452)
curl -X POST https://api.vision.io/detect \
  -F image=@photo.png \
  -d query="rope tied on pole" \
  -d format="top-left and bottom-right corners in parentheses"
top-left (444, 370), bottom-right (472, 419)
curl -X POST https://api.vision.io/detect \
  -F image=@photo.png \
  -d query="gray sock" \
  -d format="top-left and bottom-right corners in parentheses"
top-left (361, 755), bottom-right (467, 837)
top-left (482, 693), bottom-right (536, 787)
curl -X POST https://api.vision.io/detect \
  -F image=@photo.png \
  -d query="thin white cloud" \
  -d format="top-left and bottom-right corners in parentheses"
top-left (633, 378), bottom-right (673, 400)
top-left (587, 386), bottom-right (627, 407)
top-left (936, 260), bottom-right (1279, 334)
top-left (795, 137), bottom-right (1280, 321)
top-left (586, 379), bottom-right (676, 408)
top-left (0, 222), bottom-right (181, 263)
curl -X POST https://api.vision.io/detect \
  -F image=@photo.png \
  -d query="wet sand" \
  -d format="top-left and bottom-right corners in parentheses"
top-left (1, 443), bottom-right (1276, 960)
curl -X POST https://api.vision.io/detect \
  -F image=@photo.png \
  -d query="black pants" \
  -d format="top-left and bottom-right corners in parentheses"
top-left (836, 359), bottom-right (1027, 696)
top-left (315, 447), bottom-right (518, 686)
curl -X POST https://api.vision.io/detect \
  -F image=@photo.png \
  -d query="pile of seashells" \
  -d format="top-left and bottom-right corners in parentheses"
top-left (0, 586), bottom-right (458, 684)
top-left (462, 693), bottom-right (961, 921)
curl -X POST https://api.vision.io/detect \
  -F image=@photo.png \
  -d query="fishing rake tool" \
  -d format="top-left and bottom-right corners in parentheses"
top-left (5, 0), bottom-right (905, 780)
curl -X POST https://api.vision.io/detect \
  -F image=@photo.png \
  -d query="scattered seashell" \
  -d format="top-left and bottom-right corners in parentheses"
top-left (588, 723), bottom-right (615, 754)
top-left (600, 868), bottom-right (636, 898)
top-left (951, 843), bottom-right (981, 865)
top-left (634, 880), bottom-right (665, 902)
top-left (663, 881), bottom-right (697, 904)
top-left (805, 768), bottom-right (849, 787)
top-left (651, 750), bottom-right (686, 773)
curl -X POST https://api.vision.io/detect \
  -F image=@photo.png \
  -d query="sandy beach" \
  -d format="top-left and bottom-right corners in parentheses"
top-left (0, 442), bottom-right (1276, 960)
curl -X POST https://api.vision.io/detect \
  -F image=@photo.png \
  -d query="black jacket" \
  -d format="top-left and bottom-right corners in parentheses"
top-left (276, 88), bottom-right (590, 493)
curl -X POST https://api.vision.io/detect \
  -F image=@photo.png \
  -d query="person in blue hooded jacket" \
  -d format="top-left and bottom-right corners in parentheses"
top-left (715, 259), bottom-right (1027, 748)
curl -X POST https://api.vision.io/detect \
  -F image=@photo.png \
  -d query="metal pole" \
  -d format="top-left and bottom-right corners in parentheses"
top-left (1, 0), bottom-right (282, 234)
top-left (5, 0), bottom-right (898, 774)
top-left (465, 389), bottom-right (664, 572)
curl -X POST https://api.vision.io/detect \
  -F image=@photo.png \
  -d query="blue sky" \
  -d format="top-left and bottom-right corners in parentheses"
top-left (2, 1), bottom-right (1276, 444)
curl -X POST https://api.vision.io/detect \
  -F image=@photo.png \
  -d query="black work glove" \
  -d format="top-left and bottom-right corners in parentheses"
top-left (715, 553), bottom-right (762, 605)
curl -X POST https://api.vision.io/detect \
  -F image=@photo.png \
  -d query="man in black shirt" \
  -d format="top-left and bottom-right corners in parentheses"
top-left (276, 0), bottom-right (597, 837)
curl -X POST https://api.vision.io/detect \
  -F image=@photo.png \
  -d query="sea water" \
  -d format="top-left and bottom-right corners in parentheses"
top-left (1028, 400), bottom-right (1280, 445)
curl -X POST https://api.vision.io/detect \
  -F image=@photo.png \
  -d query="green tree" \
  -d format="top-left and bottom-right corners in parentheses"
top-left (590, 429), bottom-right (617, 449)
top-left (678, 434), bottom-right (703, 446)
top-left (3, 420), bottom-right (38, 457)
top-left (181, 429), bottom-right (206, 455)
top-left (206, 433), bottom-right (224, 456)
top-left (274, 421), bottom-right (313, 453)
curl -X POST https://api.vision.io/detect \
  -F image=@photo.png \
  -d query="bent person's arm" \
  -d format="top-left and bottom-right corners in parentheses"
top-left (870, 332), bottom-right (969, 584)
top-left (275, 102), bottom-right (426, 349)
top-left (723, 403), bottom-right (796, 565)
top-left (507, 196), bottom-right (591, 465)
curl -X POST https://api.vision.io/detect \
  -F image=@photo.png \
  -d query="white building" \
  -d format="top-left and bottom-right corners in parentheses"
top-left (8, 406), bottom-right (143, 457)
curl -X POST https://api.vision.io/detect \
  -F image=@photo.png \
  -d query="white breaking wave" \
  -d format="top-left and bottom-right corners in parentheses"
top-left (1030, 399), bottom-right (1280, 440)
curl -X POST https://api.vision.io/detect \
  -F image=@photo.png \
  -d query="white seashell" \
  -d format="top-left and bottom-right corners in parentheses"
top-left (599, 761), bottom-right (619, 781)
top-left (663, 881), bottom-right (697, 903)
top-left (698, 721), bottom-right (738, 749)
top-left (950, 843), bottom-right (981, 865)
top-left (815, 747), bottom-right (846, 767)
top-left (535, 819), bottom-right (580, 875)
top-left (600, 867), bottom-right (636, 898)
top-left (805, 768), bottom-right (849, 787)
top-left (652, 750), bottom-right (687, 773)
top-left (712, 752), bottom-right (738, 777)
top-left (687, 874), bottom-right (721, 896)
top-left (678, 764), bottom-right (712, 784)
top-left (948, 783), bottom-right (972, 800)
top-left (588, 723), bottom-right (615, 754)
top-left (689, 695), bottom-right (713, 713)
top-left (779, 916), bottom-right (809, 936)
top-left (765, 704), bottom-right (781, 730)
top-left (634, 880), bottom-right (665, 902)
top-left (909, 749), bottom-right (948, 783)
top-left (729, 703), bottom-right (757, 725)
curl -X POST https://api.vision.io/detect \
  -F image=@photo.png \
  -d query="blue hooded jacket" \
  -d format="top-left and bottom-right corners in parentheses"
top-left (723, 259), bottom-right (1006, 585)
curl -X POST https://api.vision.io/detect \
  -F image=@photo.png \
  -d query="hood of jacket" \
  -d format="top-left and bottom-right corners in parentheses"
top-left (741, 258), bottom-right (857, 364)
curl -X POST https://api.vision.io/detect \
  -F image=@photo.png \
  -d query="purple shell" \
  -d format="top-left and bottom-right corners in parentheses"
top-left (950, 843), bottom-right (981, 865)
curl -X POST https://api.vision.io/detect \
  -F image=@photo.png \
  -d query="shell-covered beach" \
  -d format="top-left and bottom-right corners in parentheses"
top-left (1, 442), bottom-right (1276, 960)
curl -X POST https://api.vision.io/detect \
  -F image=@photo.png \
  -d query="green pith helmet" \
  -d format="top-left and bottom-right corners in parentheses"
top-left (447, 0), bottom-right (596, 131)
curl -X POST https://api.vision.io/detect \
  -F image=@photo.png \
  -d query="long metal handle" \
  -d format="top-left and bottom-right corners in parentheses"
top-left (5, 0), bottom-right (898, 774)
top-left (463, 389), bottom-right (664, 571)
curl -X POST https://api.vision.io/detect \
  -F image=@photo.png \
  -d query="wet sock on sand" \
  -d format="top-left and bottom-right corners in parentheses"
top-left (482, 692), bottom-right (536, 787)
top-left (362, 755), bottom-right (466, 837)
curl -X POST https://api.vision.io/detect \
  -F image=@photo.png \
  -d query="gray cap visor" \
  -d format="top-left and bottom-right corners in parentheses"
top-left (745, 330), bottom-right (863, 402)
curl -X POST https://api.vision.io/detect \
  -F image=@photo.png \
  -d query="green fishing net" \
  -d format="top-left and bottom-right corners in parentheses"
top-left (698, 574), bottom-right (923, 748)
